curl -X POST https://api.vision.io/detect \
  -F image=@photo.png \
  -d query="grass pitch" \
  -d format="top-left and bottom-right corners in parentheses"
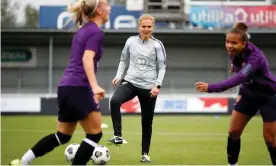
top-left (1, 115), bottom-right (271, 165)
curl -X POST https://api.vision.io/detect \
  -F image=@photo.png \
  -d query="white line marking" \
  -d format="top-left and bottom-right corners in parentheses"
top-left (1, 128), bottom-right (256, 137)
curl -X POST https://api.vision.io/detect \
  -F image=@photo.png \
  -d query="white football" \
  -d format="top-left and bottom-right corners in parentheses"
top-left (91, 145), bottom-right (111, 165)
top-left (64, 143), bottom-right (80, 162)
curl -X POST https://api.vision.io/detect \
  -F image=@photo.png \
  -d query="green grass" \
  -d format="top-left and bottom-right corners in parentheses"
top-left (1, 115), bottom-right (271, 165)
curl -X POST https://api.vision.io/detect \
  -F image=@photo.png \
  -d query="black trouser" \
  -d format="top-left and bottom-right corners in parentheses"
top-left (110, 80), bottom-right (157, 154)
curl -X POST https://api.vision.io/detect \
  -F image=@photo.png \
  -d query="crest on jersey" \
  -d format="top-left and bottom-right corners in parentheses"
top-left (134, 56), bottom-right (149, 72)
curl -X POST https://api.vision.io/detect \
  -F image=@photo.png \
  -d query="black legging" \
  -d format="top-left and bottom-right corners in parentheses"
top-left (110, 80), bottom-right (157, 154)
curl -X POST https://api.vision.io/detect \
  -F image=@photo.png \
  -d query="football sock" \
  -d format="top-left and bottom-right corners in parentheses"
top-left (227, 137), bottom-right (240, 165)
top-left (22, 132), bottom-right (71, 165)
top-left (21, 149), bottom-right (36, 165)
top-left (72, 132), bottom-right (102, 165)
top-left (265, 142), bottom-right (274, 164)
top-left (271, 146), bottom-right (276, 165)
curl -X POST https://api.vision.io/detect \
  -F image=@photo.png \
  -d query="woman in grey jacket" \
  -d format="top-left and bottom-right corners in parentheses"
top-left (107, 14), bottom-right (167, 163)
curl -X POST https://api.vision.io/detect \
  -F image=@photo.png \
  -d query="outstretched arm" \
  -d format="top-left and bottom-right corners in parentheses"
top-left (208, 53), bottom-right (261, 92)
top-left (195, 53), bottom-right (262, 93)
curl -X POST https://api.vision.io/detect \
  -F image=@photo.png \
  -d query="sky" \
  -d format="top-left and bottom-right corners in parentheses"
top-left (11, 0), bottom-right (72, 23)
top-left (10, 0), bottom-right (123, 23)
top-left (13, 0), bottom-right (69, 9)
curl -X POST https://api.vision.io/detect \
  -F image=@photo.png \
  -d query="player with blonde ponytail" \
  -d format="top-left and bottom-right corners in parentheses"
top-left (10, 0), bottom-right (111, 165)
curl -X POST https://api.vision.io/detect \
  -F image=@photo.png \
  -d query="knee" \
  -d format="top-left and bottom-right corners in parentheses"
top-left (56, 132), bottom-right (71, 144)
top-left (228, 128), bottom-right (243, 140)
top-left (110, 97), bottom-right (122, 108)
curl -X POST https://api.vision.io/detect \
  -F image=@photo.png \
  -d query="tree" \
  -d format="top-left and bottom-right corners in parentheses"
top-left (23, 4), bottom-right (39, 28)
top-left (1, 0), bottom-right (18, 27)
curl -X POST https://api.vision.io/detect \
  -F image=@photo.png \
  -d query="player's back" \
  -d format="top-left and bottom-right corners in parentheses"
top-left (59, 22), bottom-right (104, 87)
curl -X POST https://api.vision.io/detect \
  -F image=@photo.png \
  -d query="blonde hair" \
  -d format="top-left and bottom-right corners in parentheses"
top-left (66, 0), bottom-right (100, 28)
top-left (138, 14), bottom-right (155, 25)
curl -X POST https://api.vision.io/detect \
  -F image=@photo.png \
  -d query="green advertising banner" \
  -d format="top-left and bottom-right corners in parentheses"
top-left (1, 48), bottom-right (37, 68)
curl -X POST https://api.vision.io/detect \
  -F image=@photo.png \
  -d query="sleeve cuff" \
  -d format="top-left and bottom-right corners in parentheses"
top-left (156, 82), bottom-right (162, 86)
top-left (115, 75), bottom-right (122, 80)
top-left (207, 84), bottom-right (216, 93)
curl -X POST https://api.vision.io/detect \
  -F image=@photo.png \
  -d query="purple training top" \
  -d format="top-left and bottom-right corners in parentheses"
top-left (59, 22), bottom-right (104, 87)
top-left (208, 42), bottom-right (276, 97)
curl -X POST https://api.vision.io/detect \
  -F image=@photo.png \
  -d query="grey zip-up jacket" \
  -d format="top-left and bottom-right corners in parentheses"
top-left (115, 35), bottom-right (167, 90)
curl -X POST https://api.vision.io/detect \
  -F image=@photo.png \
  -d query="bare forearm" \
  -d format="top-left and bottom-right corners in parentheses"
top-left (83, 59), bottom-right (98, 88)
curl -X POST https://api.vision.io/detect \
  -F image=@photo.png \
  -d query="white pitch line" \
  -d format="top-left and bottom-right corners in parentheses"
top-left (0, 165), bottom-right (269, 166)
top-left (1, 128), bottom-right (264, 142)
top-left (155, 132), bottom-right (228, 136)
top-left (1, 128), bottom-right (255, 137)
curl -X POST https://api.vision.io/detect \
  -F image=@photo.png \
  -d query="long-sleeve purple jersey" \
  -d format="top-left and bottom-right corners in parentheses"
top-left (208, 42), bottom-right (276, 97)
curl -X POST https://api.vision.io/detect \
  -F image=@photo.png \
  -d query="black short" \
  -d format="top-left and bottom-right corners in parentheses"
top-left (57, 86), bottom-right (99, 123)
top-left (234, 92), bottom-right (276, 122)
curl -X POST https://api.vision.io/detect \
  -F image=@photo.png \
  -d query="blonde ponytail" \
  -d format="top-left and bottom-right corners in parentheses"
top-left (66, 0), bottom-right (99, 29)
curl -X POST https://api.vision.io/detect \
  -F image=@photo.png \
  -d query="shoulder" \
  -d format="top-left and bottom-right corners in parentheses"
top-left (246, 42), bottom-right (267, 70)
top-left (151, 36), bottom-right (165, 49)
top-left (78, 23), bottom-right (103, 35)
top-left (82, 23), bottom-right (104, 39)
top-left (247, 42), bottom-right (265, 61)
top-left (125, 35), bottom-right (137, 45)
top-left (90, 31), bottom-right (104, 39)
